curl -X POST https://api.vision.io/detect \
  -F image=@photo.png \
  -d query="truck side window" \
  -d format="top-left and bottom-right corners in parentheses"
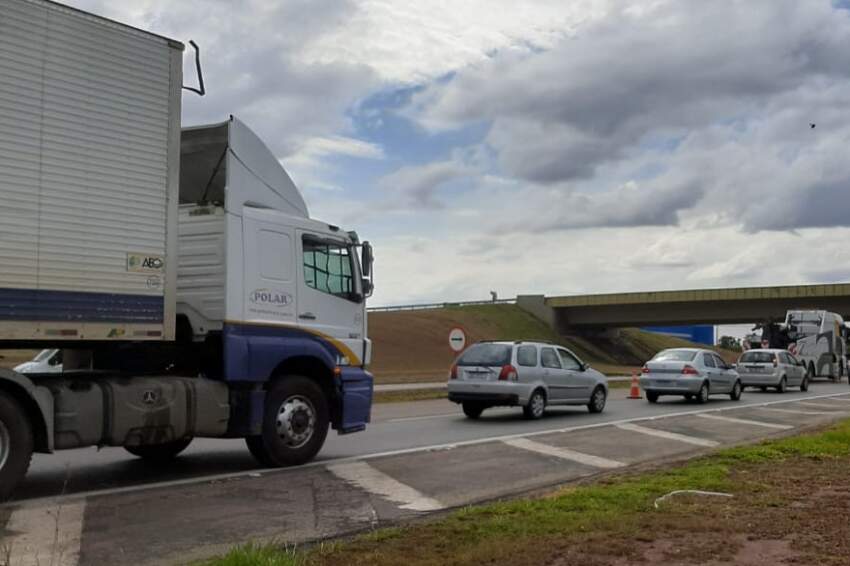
top-left (303, 236), bottom-right (354, 299)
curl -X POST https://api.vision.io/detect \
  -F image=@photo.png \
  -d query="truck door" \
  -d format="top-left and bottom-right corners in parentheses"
top-left (243, 214), bottom-right (298, 326)
top-left (295, 231), bottom-right (365, 366)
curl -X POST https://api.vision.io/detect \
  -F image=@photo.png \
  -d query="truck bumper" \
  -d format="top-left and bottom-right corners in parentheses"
top-left (336, 367), bottom-right (373, 434)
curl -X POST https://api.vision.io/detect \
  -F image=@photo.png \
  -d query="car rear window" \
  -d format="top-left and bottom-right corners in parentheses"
top-left (739, 351), bottom-right (776, 363)
top-left (456, 344), bottom-right (512, 366)
top-left (652, 350), bottom-right (697, 362)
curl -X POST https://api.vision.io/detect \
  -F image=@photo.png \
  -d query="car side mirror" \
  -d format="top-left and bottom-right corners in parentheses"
top-left (579, 362), bottom-right (588, 372)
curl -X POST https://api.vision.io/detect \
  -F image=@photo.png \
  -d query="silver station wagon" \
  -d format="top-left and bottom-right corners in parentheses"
top-left (640, 348), bottom-right (743, 403)
top-left (447, 341), bottom-right (609, 419)
top-left (736, 349), bottom-right (809, 392)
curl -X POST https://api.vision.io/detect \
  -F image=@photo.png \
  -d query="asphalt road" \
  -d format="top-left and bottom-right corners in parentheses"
top-left (3, 383), bottom-right (850, 566)
top-left (12, 381), bottom-right (850, 502)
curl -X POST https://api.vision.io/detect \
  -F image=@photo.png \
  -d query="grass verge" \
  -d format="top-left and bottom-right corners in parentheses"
top-left (200, 418), bottom-right (850, 566)
top-left (373, 389), bottom-right (447, 403)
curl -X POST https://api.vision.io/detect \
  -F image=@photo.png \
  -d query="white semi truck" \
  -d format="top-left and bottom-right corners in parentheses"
top-left (784, 310), bottom-right (846, 382)
top-left (0, 0), bottom-right (374, 499)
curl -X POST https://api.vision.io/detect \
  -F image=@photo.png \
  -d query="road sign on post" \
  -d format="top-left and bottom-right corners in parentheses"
top-left (449, 327), bottom-right (467, 353)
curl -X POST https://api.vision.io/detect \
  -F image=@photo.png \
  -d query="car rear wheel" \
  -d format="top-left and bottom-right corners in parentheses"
top-left (695, 382), bottom-right (710, 404)
top-left (646, 391), bottom-right (659, 404)
top-left (729, 380), bottom-right (742, 401)
top-left (587, 387), bottom-right (606, 414)
top-left (523, 390), bottom-right (546, 420)
top-left (462, 402), bottom-right (485, 419)
top-left (776, 376), bottom-right (787, 394)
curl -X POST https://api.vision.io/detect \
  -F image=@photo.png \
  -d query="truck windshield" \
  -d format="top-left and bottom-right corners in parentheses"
top-left (740, 351), bottom-right (776, 364)
top-left (457, 344), bottom-right (512, 366)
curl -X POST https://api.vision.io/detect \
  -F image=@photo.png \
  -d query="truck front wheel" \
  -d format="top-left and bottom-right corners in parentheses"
top-left (0, 391), bottom-right (34, 501)
top-left (246, 376), bottom-right (329, 467)
top-left (124, 438), bottom-right (193, 462)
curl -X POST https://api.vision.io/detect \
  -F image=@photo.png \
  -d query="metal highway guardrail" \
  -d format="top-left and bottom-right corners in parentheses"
top-left (367, 298), bottom-right (516, 313)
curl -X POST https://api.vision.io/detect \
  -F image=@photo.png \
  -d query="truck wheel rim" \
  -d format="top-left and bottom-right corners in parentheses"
top-left (276, 396), bottom-right (316, 449)
top-left (0, 420), bottom-right (10, 471)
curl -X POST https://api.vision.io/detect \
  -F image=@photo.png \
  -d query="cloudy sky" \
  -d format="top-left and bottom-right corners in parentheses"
top-left (67, 0), bottom-right (850, 312)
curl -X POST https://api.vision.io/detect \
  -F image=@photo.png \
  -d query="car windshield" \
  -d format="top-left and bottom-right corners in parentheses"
top-left (652, 350), bottom-right (697, 362)
top-left (456, 344), bottom-right (512, 366)
top-left (740, 351), bottom-right (776, 363)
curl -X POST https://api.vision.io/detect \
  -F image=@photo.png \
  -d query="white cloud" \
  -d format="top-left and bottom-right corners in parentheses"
top-left (300, 0), bottom-right (608, 84)
top-left (379, 159), bottom-right (475, 208)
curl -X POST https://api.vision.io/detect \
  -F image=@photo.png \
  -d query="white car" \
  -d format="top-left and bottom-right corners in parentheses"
top-left (640, 348), bottom-right (742, 403)
top-left (448, 341), bottom-right (609, 419)
top-left (736, 349), bottom-right (808, 392)
top-left (14, 349), bottom-right (63, 374)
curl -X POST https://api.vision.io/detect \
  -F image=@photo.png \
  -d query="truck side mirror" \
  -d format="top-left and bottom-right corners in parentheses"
top-left (361, 278), bottom-right (374, 298)
top-left (361, 242), bottom-right (373, 277)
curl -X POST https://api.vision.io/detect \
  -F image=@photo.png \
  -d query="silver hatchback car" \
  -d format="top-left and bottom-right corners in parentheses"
top-left (736, 349), bottom-right (809, 392)
top-left (640, 348), bottom-right (743, 403)
top-left (447, 341), bottom-right (609, 419)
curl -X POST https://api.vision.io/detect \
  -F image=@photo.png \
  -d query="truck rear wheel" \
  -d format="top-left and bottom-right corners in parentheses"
top-left (124, 438), bottom-right (192, 462)
top-left (246, 376), bottom-right (329, 467)
top-left (0, 391), bottom-right (34, 501)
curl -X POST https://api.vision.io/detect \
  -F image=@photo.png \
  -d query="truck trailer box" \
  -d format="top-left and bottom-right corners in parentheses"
top-left (0, 0), bottom-right (183, 341)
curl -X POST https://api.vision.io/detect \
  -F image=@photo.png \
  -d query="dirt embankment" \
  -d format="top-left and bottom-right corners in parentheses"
top-left (368, 304), bottom-right (734, 384)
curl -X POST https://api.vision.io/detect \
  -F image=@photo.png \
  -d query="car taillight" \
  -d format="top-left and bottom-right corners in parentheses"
top-left (450, 364), bottom-right (458, 380)
top-left (499, 364), bottom-right (518, 381)
top-left (641, 365), bottom-right (650, 373)
top-left (681, 365), bottom-right (699, 375)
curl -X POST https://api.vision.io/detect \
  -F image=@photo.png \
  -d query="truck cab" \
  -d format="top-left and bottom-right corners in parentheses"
top-left (784, 310), bottom-right (846, 382)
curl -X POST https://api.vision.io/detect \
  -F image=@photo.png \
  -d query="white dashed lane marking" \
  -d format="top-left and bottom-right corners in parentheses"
top-left (794, 401), bottom-right (848, 410)
top-left (696, 413), bottom-right (793, 430)
top-left (1, 499), bottom-right (85, 566)
top-left (615, 423), bottom-right (720, 447)
top-left (503, 438), bottom-right (625, 469)
top-left (758, 407), bottom-right (836, 416)
top-left (327, 461), bottom-right (444, 511)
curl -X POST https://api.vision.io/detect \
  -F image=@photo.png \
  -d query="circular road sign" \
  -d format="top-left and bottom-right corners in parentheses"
top-left (448, 327), bottom-right (467, 353)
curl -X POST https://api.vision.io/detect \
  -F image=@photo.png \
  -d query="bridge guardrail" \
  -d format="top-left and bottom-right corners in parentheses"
top-left (368, 298), bottom-right (516, 313)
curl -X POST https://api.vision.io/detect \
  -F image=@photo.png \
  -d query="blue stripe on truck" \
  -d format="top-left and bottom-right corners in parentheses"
top-left (0, 287), bottom-right (164, 323)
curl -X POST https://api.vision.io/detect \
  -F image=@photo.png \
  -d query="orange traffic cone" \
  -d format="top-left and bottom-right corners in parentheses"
top-left (627, 371), bottom-right (642, 399)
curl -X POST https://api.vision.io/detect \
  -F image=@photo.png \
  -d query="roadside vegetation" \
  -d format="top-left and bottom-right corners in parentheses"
top-left (202, 418), bottom-right (850, 566)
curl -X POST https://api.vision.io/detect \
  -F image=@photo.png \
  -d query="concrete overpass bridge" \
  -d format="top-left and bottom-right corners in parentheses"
top-left (517, 283), bottom-right (850, 331)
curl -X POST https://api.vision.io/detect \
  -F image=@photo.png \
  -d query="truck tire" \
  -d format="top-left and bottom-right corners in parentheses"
top-left (246, 375), bottom-right (329, 467)
top-left (0, 391), bottom-right (34, 501)
top-left (124, 438), bottom-right (192, 462)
